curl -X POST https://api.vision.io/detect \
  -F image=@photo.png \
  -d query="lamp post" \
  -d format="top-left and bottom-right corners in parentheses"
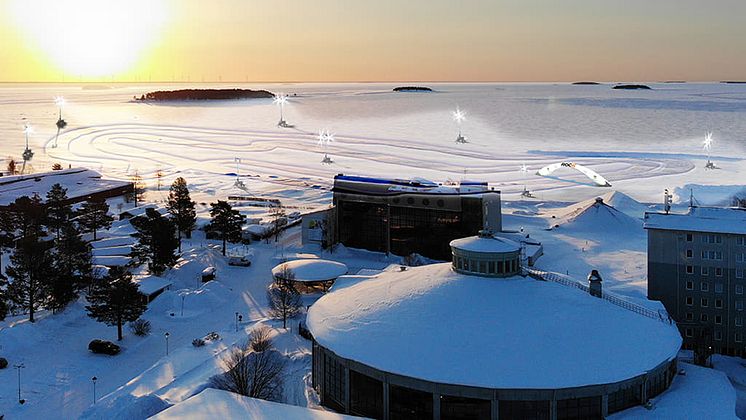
top-left (165, 332), bottom-right (170, 356)
top-left (181, 294), bottom-right (186, 317)
top-left (14, 363), bottom-right (25, 404)
top-left (92, 376), bottom-right (98, 404)
top-left (235, 312), bottom-right (239, 332)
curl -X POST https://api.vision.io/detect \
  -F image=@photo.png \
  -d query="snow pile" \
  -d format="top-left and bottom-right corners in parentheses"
top-left (550, 195), bottom-right (642, 234)
top-left (80, 393), bottom-right (171, 420)
top-left (611, 362), bottom-right (737, 419)
top-left (308, 263), bottom-right (681, 389)
top-left (148, 388), bottom-right (358, 420)
top-left (600, 191), bottom-right (649, 218)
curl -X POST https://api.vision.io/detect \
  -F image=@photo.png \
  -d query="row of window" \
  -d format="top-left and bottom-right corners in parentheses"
top-left (685, 281), bottom-right (745, 292)
top-left (685, 250), bottom-right (746, 263)
top-left (686, 233), bottom-right (746, 246)
top-left (685, 296), bottom-right (744, 309)
top-left (453, 256), bottom-right (520, 275)
top-left (684, 265), bottom-right (745, 278)
top-left (684, 312), bottom-right (746, 326)
top-left (684, 328), bottom-right (745, 342)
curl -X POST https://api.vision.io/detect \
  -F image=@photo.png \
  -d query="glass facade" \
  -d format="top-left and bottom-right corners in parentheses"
top-left (607, 383), bottom-right (641, 414)
top-left (390, 206), bottom-right (470, 259)
top-left (337, 200), bottom-right (388, 253)
top-left (556, 396), bottom-right (602, 420)
top-left (390, 384), bottom-right (433, 420)
top-left (499, 400), bottom-right (551, 420)
top-left (350, 370), bottom-right (384, 418)
top-left (440, 395), bottom-right (491, 420)
top-left (322, 352), bottom-right (346, 413)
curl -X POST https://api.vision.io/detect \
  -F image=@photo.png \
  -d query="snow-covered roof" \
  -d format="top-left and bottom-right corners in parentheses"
top-left (333, 174), bottom-right (498, 196)
top-left (136, 276), bottom-right (173, 296)
top-left (148, 388), bottom-right (359, 420)
top-left (307, 263), bottom-right (681, 389)
top-left (0, 168), bottom-right (131, 207)
top-left (644, 207), bottom-right (746, 235)
top-left (272, 259), bottom-right (348, 282)
top-left (449, 234), bottom-right (520, 253)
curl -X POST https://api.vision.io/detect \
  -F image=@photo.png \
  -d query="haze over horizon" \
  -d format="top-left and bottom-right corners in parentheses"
top-left (1, 0), bottom-right (745, 83)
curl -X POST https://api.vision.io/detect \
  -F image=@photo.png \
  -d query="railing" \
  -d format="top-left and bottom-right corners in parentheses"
top-left (526, 267), bottom-right (674, 325)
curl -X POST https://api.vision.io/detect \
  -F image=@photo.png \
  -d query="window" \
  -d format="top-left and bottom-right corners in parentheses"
top-left (738, 285), bottom-right (744, 295)
top-left (686, 265), bottom-right (694, 274)
top-left (715, 330), bottom-right (723, 341)
top-left (716, 283), bottom-right (724, 293)
top-left (701, 313), bottom-right (709, 322)
top-left (702, 298), bottom-right (709, 307)
top-left (686, 296), bottom-right (693, 306)
top-left (716, 267), bottom-right (723, 277)
top-left (556, 396), bottom-right (602, 420)
top-left (738, 236), bottom-right (745, 246)
top-left (607, 384), bottom-right (641, 414)
top-left (389, 385), bottom-right (432, 420)
top-left (737, 300), bottom-right (744, 311)
top-left (716, 251), bottom-right (723, 260)
top-left (738, 317), bottom-right (744, 327)
top-left (685, 328), bottom-right (693, 337)
top-left (716, 315), bottom-right (722, 324)
top-left (686, 281), bottom-right (694, 290)
top-left (686, 312), bottom-right (694, 321)
top-left (686, 249), bottom-right (693, 258)
top-left (686, 233), bottom-right (693, 242)
top-left (701, 282), bottom-right (709, 292)
top-left (716, 299), bottom-right (723, 309)
top-left (323, 353), bottom-right (346, 413)
top-left (737, 253), bottom-right (745, 263)
top-left (499, 401), bottom-right (550, 420)
top-left (737, 333), bottom-right (743, 343)
top-left (737, 269), bottom-right (744, 279)
top-left (349, 370), bottom-right (383, 418)
top-left (702, 266), bottom-right (709, 276)
top-left (440, 396), bottom-right (491, 420)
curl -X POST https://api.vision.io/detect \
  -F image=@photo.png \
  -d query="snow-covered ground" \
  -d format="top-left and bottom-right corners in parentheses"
top-left (1, 83), bottom-right (745, 418)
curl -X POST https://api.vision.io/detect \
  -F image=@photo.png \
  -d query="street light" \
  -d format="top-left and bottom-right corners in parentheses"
top-left (235, 312), bottom-right (243, 332)
top-left (165, 332), bottom-right (170, 356)
top-left (181, 294), bottom-right (186, 317)
top-left (92, 376), bottom-right (98, 404)
top-left (14, 363), bottom-right (25, 404)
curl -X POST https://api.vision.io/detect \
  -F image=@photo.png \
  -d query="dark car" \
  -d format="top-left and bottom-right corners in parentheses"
top-left (88, 339), bottom-right (121, 355)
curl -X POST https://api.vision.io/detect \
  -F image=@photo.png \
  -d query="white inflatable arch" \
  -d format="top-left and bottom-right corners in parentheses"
top-left (536, 162), bottom-right (612, 187)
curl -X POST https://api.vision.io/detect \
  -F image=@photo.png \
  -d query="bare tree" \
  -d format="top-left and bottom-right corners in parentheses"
top-left (249, 325), bottom-right (273, 352)
top-left (267, 266), bottom-right (302, 329)
top-left (210, 330), bottom-right (285, 401)
top-left (268, 206), bottom-right (286, 243)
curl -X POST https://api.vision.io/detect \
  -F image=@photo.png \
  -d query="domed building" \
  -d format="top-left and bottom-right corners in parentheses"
top-left (307, 232), bottom-right (681, 420)
top-left (272, 259), bottom-right (348, 293)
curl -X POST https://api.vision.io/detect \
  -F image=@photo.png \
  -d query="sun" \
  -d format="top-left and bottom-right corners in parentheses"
top-left (9, 0), bottom-right (169, 78)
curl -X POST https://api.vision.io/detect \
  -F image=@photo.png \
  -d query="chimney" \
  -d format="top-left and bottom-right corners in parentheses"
top-left (588, 270), bottom-right (603, 298)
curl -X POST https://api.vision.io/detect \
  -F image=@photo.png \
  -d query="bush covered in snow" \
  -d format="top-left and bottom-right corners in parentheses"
top-left (130, 319), bottom-right (152, 336)
top-left (192, 338), bottom-right (206, 347)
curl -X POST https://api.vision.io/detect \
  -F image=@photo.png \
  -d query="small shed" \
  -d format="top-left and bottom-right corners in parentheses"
top-left (271, 259), bottom-right (348, 293)
top-left (137, 276), bottom-right (173, 303)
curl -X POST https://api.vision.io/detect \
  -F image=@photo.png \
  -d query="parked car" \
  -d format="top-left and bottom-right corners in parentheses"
top-left (228, 256), bottom-right (251, 267)
top-left (202, 266), bottom-right (216, 282)
top-left (88, 339), bottom-right (121, 355)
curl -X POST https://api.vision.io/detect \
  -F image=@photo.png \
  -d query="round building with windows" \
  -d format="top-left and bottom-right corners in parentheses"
top-left (307, 233), bottom-right (682, 420)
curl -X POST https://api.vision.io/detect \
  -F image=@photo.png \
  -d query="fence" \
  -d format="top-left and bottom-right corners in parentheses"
top-left (526, 267), bottom-right (673, 325)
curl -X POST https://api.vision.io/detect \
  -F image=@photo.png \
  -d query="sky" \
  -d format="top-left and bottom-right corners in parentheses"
top-left (1, 0), bottom-right (745, 83)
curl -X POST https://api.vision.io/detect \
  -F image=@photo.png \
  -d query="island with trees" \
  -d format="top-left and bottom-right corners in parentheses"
top-left (612, 84), bottom-right (652, 90)
top-left (393, 86), bottom-right (433, 92)
top-left (136, 89), bottom-right (274, 101)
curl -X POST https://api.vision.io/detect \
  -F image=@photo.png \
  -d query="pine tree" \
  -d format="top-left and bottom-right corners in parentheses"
top-left (49, 223), bottom-right (93, 311)
top-left (7, 194), bottom-right (46, 240)
top-left (0, 211), bottom-right (14, 278)
top-left (207, 200), bottom-right (245, 255)
top-left (46, 183), bottom-right (73, 240)
top-left (130, 208), bottom-right (178, 275)
top-left (85, 266), bottom-right (147, 341)
top-left (77, 199), bottom-right (114, 241)
top-left (6, 236), bottom-right (54, 322)
top-left (166, 177), bottom-right (197, 252)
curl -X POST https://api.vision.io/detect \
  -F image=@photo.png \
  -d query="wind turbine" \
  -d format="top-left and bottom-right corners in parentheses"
top-left (703, 132), bottom-right (717, 169)
top-left (519, 163), bottom-right (534, 198)
top-left (21, 123), bottom-right (35, 174)
top-left (318, 129), bottom-right (334, 164)
top-left (274, 94), bottom-right (291, 127)
top-left (453, 107), bottom-right (467, 143)
top-left (53, 96), bottom-right (68, 148)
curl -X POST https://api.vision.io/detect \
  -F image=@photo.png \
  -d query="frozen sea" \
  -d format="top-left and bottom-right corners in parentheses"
top-left (0, 82), bottom-right (744, 206)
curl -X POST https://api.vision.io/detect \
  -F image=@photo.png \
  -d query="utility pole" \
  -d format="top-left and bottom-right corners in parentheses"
top-left (14, 363), bottom-right (25, 404)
